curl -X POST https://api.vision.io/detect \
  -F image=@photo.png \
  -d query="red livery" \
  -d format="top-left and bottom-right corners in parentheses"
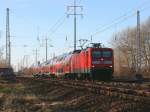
top-left (32, 43), bottom-right (114, 80)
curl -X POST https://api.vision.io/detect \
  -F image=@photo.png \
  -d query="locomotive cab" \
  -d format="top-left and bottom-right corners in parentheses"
top-left (88, 43), bottom-right (114, 80)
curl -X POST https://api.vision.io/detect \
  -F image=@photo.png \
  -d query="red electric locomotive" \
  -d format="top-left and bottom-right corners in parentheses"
top-left (33, 43), bottom-right (114, 80)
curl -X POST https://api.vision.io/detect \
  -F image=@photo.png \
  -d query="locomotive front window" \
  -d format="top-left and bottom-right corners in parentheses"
top-left (92, 51), bottom-right (101, 58)
top-left (102, 51), bottom-right (112, 57)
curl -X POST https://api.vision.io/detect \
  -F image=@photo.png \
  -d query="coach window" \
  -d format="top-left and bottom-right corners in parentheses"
top-left (102, 51), bottom-right (112, 57)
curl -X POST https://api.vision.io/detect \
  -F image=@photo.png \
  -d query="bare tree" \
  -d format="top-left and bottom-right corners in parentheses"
top-left (110, 17), bottom-right (150, 77)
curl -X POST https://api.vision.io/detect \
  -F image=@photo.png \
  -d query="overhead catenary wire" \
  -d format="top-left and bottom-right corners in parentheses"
top-left (45, 0), bottom-right (84, 53)
top-left (95, 0), bottom-right (150, 31)
top-left (9, 9), bottom-right (67, 40)
top-left (91, 0), bottom-right (150, 37)
top-left (46, 15), bottom-right (67, 37)
top-left (46, 15), bottom-right (67, 36)
top-left (45, 1), bottom-right (79, 37)
top-left (10, 9), bottom-right (66, 43)
top-left (8, 1), bottom-right (78, 44)
top-left (93, 13), bottom-right (137, 36)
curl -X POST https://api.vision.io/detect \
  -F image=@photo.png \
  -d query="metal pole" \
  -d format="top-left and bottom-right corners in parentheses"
top-left (74, 0), bottom-right (77, 51)
top-left (91, 35), bottom-right (93, 43)
top-left (45, 38), bottom-right (48, 64)
top-left (33, 48), bottom-right (39, 66)
top-left (67, 0), bottom-right (83, 51)
top-left (35, 49), bottom-right (38, 66)
top-left (9, 41), bottom-right (11, 66)
top-left (136, 10), bottom-right (141, 74)
top-left (6, 8), bottom-right (11, 67)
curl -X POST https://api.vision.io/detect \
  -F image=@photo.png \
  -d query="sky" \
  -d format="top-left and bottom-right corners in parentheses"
top-left (0, 0), bottom-right (150, 71)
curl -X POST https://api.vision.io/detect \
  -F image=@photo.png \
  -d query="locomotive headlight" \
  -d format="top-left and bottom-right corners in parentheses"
top-left (109, 66), bottom-right (112, 68)
top-left (100, 58), bottom-right (104, 61)
top-left (92, 65), bottom-right (95, 68)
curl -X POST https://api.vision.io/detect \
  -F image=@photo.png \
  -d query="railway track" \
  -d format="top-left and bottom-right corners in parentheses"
top-left (28, 77), bottom-right (150, 102)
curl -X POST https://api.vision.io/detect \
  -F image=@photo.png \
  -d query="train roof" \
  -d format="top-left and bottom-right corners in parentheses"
top-left (37, 52), bottom-right (73, 66)
top-left (72, 50), bottom-right (81, 54)
top-left (36, 43), bottom-right (113, 67)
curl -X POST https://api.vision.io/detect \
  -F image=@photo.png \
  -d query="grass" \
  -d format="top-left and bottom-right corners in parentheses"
top-left (0, 83), bottom-right (25, 94)
top-left (0, 86), bottom-right (14, 93)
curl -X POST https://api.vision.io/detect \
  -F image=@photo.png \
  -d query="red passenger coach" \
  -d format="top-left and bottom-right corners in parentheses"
top-left (33, 43), bottom-right (114, 81)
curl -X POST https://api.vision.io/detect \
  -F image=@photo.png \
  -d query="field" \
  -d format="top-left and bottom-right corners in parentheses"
top-left (0, 77), bottom-right (149, 112)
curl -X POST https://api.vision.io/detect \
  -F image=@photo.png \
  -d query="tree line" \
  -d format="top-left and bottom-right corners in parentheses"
top-left (111, 17), bottom-right (150, 78)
